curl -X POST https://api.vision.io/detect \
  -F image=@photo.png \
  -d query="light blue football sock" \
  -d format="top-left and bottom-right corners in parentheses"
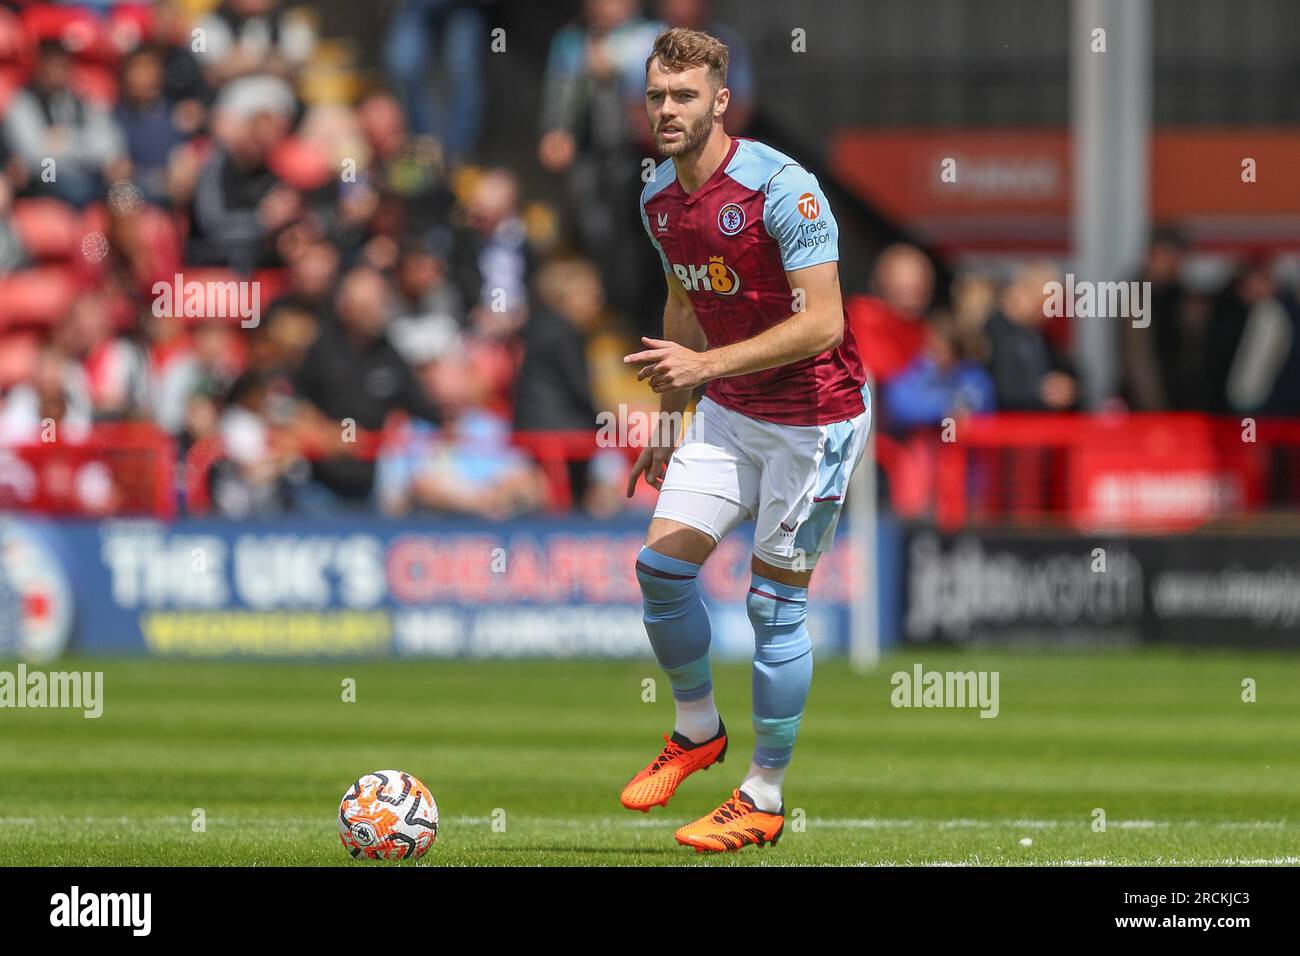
top-left (747, 574), bottom-right (812, 769)
top-left (635, 546), bottom-right (714, 707)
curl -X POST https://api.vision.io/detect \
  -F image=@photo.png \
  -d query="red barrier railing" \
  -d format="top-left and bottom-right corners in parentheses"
top-left (893, 413), bottom-right (1300, 531)
top-left (508, 430), bottom-right (637, 510)
top-left (0, 422), bottom-right (176, 518)
top-left (11, 415), bottom-right (1300, 529)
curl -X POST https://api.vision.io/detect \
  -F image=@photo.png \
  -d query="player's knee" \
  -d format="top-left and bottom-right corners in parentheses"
top-left (746, 577), bottom-right (807, 629)
top-left (747, 578), bottom-right (811, 663)
top-left (636, 546), bottom-right (701, 619)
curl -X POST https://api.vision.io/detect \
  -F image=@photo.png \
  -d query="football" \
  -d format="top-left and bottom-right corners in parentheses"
top-left (338, 770), bottom-right (440, 860)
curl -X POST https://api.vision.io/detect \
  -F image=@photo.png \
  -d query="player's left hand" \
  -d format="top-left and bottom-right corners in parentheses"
top-left (625, 337), bottom-right (716, 393)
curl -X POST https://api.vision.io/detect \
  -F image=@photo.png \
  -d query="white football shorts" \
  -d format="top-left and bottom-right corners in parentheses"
top-left (652, 388), bottom-right (872, 570)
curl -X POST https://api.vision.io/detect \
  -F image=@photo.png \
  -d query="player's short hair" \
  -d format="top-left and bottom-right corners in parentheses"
top-left (645, 27), bottom-right (729, 91)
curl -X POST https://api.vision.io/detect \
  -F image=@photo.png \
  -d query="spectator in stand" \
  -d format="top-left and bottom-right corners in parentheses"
top-left (514, 256), bottom-right (622, 512)
top-left (184, 75), bottom-right (300, 272)
top-left (193, 0), bottom-right (317, 85)
top-left (55, 295), bottom-right (150, 421)
top-left (0, 176), bottom-right (27, 273)
top-left (463, 167), bottom-right (531, 339)
top-left (1203, 255), bottom-right (1285, 415)
top-left (1261, 282), bottom-right (1300, 415)
top-left (442, 169), bottom-right (534, 422)
top-left (268, 235), bottom-right (341, 323)
top-left (951, 271), bottom-right (998, 344)
top-left (1213, 258), bottom-right (1300, 416)
top-left (144, 309), bottom-right (196, 436)
top-left (984, 263), bottom-right (1078, 412)
top-left (376, 344), bottom-right (546, 519)
top-left (247, 300), bottom-right (318, 380)
top-left (181, 379), bottom-right (223, 464)
top-left (514, 254), bottom-right (600, 489)
top-left (148, 312), bottom-right (244, 436)
top-left (514, 256), bottom-right (601, 433)
top-left (845, 243), bottom-right (936, 386)
top-left (382, 0), bottom-right (493, 163)
top-left (175, 313), bottom-right (250, 475)
top-left (352, 90), bottom-right (461, 255)
top-left (291, 265), bottom-right (443, 510)
top-left (1121, 228), bottom-right (1206, 411)
top-left (212, 369), bottom-right (294, 516)
top-left (387, 240), bottom-right (465, 368)
top-left (153, 0), bottom-right (215, 128)
top-left (883, 312), bottom-right (996, 429)
top-left (0, 344), bottom-right (92, 445)
top-left (3, 40), bottom-right (126, 208)
top-left (539, 0), bottom-right (661, 331)
top-left (114, 45), bottom-right (185, 209)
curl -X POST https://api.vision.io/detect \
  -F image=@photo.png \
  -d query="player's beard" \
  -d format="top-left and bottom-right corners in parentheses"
top-left (655, 106), bottom-right (714, 158)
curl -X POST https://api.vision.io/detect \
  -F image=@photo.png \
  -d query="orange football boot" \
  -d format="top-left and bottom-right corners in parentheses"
top-left (674, 787), bottom-right (784, 853)
top-left (620, 718), bottom-right (728, 812)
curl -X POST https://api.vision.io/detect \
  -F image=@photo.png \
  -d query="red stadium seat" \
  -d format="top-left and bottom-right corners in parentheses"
top-left (103, 289), bottom-right (136, 332)
top-left (20, 4), bottom-right (119, 65)
top-left (127, 203), bottom-right (183, 271)
top-left (0, 66), bottom-right (25, 111)
top-left (0, 264), bottom-right (81, 330)
top-left (106, 4), bottom-right (154, 55)
top-left (20, 4), bottom-right (101, 55)
top-left (0, 8), bottom-right (30, 66)
top-left (79, 201), bottom-right (109, 237)
top-left (0, 330), bottom-right (41, 390)
top-left (252, 268), bottom-right (290, 304)
top-left (69, 60), bottom-right (116, 105)
top-left (0, 8), bottom-right (31, 104)
top-left (11, 197), bottom-right (79, 261)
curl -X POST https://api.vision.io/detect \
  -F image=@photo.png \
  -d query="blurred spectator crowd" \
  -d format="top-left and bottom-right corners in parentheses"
top-left (854, 235), bottom-right (1300, 435)
top-left (0, 0), bottom-right (1297, 521)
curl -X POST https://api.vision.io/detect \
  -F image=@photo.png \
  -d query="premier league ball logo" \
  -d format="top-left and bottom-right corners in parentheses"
top-left (351, 822), bottom-right (377, 847)
top-left (717, 202), bottom-right (746, 236)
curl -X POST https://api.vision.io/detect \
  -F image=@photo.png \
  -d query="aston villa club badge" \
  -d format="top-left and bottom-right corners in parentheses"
top-left (717, 202), bottom-right (745, 236)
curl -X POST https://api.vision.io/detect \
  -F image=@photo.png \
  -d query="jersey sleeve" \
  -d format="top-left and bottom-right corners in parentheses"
top-left (639, 196), bottom-right (673, 275)
top-left (762, 164), bottom-right (839, 272)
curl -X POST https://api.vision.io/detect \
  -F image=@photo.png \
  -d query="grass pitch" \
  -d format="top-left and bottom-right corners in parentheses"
top-left (1, 648), bottom-right (1297, 866)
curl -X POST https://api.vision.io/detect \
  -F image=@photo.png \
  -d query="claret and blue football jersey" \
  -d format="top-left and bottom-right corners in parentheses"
top-left (639, 136), bottom-right (866, 425)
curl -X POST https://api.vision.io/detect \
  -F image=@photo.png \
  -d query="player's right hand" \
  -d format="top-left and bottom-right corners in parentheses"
top-left (626, 445), bottom-right (674, 497)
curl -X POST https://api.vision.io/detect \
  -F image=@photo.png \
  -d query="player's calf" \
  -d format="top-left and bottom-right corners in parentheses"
top-left (742, 573), bottom-right (813, 812)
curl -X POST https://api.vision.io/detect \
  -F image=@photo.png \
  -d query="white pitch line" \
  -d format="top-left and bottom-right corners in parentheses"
top-left (0, 815), bottom-right (1292, 831)
top-left (868, 857), bottom-right (1300, 867)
